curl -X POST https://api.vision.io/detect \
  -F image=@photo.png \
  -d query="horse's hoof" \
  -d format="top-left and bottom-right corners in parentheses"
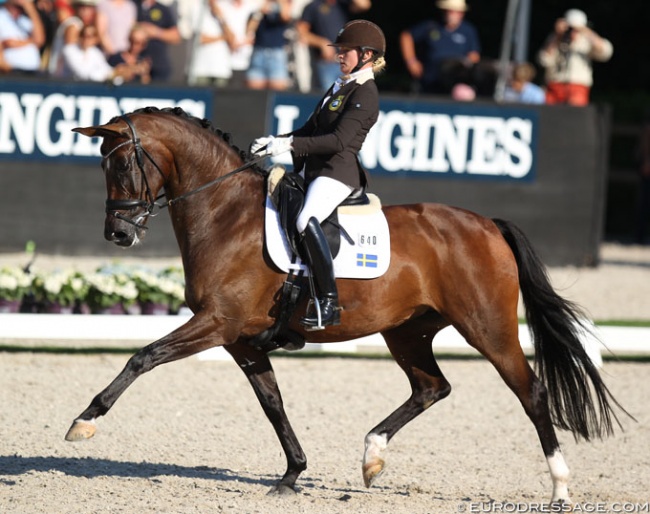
top-left (267, 484), bottom-right (297, 496)
top-left (362, 458), bottom-right (385, 488)
top-left (64, 419), bottom-right (96, 441)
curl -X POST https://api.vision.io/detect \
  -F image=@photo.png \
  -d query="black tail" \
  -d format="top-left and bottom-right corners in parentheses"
top-left (493, 218), bottom-right (630, 441)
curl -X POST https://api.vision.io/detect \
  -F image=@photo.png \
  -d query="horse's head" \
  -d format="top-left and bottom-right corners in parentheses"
top-left (73, 114), bottom-right (170, 247)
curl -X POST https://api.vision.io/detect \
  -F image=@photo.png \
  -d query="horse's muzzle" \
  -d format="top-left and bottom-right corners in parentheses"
top-left (104, 213), bottom-right (144, 247)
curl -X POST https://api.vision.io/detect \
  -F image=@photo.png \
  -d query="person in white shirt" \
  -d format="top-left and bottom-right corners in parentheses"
top-left (188, 0), bottom-right (233, 86)
top-left (218, 0), bottom-right (259, 88)
top-left (0, 0), bottom-right (45, 72)
top-left (61, 23), bottom-right (119, 80)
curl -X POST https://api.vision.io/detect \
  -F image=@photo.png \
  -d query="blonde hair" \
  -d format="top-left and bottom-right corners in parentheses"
top-left (372, 56), bottom-right (386, 75)
top-left (512, 62), bottom-right (536, 82)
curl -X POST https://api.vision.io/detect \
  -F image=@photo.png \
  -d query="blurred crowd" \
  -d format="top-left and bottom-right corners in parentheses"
top-left (0, 0), bottom-right (613, 104)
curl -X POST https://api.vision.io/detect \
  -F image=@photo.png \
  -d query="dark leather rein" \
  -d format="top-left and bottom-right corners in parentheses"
top-left (103, 114), bottom-right (267, 230)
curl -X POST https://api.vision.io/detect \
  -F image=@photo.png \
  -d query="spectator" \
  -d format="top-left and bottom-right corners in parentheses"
top-left (188, 0), bottom-right (234, 87)
top-left (218, 0), bottom-right (258, 89)
top-left (136, 0), bottom-right (181, 82)
top-left (96, 0), bottom-right (137, 55)
top-left (48, 0), bottom-right (100, 76)
top-left (502, 62), bottom-right (545, 105)
top-left (61, 22), bottom-right (130, 80)
top-left (296, 0), bottom-right (370, 92)
top-left (0, 0), bottom-right (46, 73)
top-left (107, 23), bottom-right (151, 83)
top-left (53, 0), bottom-right (73, 21)
top-left (400, 0), bottom-right (480, 96)
top-left (35, 0), bottom-right (58, 60)
top-left (537, 9), bottom-right (613, 107)
top-left (0, 42), bottom-right (12, 71)
top-left (246, 0), bottom-right (292, 90)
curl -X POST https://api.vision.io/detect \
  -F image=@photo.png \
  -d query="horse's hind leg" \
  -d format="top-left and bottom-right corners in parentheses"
top-left (464, 321), bottom-right (571, 503)
top-left (224, 342), bottom-right (307, 495)
top-left (363, 317), bottom-right (451, 488)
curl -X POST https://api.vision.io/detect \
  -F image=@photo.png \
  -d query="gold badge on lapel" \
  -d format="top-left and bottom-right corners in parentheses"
top-left (328, 95), bottom-right (345, 111)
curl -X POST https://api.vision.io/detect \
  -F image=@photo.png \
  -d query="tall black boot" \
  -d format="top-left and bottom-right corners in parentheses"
top-left (299, 217), bottom-right (340, 329)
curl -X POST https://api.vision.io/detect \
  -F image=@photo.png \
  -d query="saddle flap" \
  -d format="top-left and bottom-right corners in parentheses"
top-left (268, 169), bottom-right (341, 258)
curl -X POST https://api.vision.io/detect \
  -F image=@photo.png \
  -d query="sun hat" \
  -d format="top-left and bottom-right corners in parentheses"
top-left (564, 9), bottom-right (587, 28)
top-left (436, 0), bottom-right (469, 12)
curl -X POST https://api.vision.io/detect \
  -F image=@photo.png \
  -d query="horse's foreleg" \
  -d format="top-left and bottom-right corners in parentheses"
top-left (65, 313), bottom-right (228, 441)
top-left (225, 342), bottom-right (307, 496)
top-left (364, 320), bottom-right (451, 487)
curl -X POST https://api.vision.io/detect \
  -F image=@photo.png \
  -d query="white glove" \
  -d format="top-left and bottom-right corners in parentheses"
top-left (250, 136), bottom-right (274, 156)
top-left (266, 136), bottom-right (293, 156)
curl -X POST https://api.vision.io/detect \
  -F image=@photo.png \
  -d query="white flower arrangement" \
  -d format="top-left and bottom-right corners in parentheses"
top-left (0, 263), bottom-right (186, 314)
top-left (31, 269), bottom-right (87, 307)
top-left (0, 266), bottom-right (32, 302)
top-left (131, 267), bottom-right (186, 312)
top-left (84, 270), bottom-right (139, 312)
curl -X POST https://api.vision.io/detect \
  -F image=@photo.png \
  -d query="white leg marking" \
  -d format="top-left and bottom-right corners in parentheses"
top-left (363, 433), bottom-right (388, 466)
top-left (547, 450), bottom-right (571, 503)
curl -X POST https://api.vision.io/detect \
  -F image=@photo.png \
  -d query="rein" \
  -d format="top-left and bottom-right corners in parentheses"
top-left (104, 114), bottom-right (267, 230)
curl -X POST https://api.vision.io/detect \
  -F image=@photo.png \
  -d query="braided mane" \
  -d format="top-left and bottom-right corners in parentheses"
top-left (111, 106), bottom-right (260, 171)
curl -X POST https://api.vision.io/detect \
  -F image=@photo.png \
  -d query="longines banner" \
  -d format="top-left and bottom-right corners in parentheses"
top-left (0, 81), bottom-right (211, 161)
top-left (269, 93), bottom-right (539, 182)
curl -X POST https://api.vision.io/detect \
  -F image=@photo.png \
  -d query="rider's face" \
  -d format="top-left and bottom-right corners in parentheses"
top-left (336, 47), bottom-right (358, 75)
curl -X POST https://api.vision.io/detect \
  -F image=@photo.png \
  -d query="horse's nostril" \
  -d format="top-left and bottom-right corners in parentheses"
top-left (105, 230), bottom-right (128, 242)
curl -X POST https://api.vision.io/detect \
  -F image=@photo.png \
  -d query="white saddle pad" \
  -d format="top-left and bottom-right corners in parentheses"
top-left (264, 195), bottom-right (390, 279)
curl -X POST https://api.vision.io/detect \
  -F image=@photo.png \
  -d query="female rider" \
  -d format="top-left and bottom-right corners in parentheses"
top-left (251, 19), bottom-right (386, 329)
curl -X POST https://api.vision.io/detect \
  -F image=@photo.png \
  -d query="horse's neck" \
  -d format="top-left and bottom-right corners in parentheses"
top-left (167, 162), bottom-right (265, 270)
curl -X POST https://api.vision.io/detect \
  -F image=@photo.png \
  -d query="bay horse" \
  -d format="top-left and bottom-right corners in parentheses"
top-left (66, 107), bottom-right (627, 502)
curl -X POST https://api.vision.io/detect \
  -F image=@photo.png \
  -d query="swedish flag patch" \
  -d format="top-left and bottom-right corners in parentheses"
top-left (356, 253), bottom-right (378, 268)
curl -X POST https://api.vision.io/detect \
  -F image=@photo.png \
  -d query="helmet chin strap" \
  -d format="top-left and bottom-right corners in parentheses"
top-left (351, 47), bottom-right (374, 74)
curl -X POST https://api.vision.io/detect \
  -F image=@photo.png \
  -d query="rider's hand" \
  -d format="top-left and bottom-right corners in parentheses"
top-left (250, 136), bottom-right (274, 155)
top-left (266, 136), bottom-right (293, 156)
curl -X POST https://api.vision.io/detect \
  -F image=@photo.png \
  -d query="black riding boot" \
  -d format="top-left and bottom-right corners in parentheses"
top-left (299, 217), bottom-right (341, 329)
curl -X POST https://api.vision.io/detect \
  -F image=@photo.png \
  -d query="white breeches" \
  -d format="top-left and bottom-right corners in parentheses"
top-left (296, 176), bottom-right (353, 233)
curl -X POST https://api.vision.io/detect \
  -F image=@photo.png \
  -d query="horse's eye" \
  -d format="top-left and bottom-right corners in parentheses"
top-left (114, 157), bottom-right (130, 172)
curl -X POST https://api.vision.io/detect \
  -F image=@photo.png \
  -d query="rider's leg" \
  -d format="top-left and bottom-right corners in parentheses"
top-left (300, 217), bottom-right (340, 327)
top-left (296, 177), bottom-right (352, 328)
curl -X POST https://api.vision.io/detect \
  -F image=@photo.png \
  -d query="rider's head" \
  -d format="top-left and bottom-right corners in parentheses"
top-left (330, 20), bottom-right (386, 74)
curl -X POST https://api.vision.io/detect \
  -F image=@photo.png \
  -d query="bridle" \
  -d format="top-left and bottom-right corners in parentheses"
top-left (103, 114), bottom-right (267, 230)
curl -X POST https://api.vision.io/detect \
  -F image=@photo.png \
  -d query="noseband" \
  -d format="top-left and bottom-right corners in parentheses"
top-left (103, 114), bottom-right (267, 231)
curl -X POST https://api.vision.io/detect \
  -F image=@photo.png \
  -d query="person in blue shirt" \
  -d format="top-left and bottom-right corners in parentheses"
top-left (400, 0), bottom-right (480, 95)
top-left (502, 62), bottom-right (546, 105)
top-left (246, 0), bottom-right (293, 91)
top-left (296, 0), bottom-right (370, 91)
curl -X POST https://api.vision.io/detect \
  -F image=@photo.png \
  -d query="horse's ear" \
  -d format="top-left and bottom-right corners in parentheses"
top-left (72, 124), bottom-right (124, 139)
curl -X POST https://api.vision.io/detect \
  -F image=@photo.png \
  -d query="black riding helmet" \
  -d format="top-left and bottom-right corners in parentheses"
top-left (329, 20), bottom-right (385, 73)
